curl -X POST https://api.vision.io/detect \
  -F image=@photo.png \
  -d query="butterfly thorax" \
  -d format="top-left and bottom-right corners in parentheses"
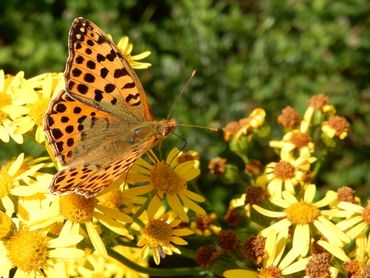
top-left (128, 118), bottom-right (176, 145)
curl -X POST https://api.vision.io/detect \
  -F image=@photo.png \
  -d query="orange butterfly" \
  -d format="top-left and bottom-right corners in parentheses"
top-left (44, 17), bottom-right (176, 198)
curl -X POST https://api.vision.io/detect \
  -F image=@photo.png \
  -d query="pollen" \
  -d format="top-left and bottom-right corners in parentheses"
top-left (5, 230), bottom-right (48, 272)
top-left (151, 161), bottom-right (185, 195)
top-left (97, 189), bottom-right (122, 208)
top-left (323, 115), bottom-right (350, 139)
top-left (307, 94), bottom-right (328, 110)
top-left (343, 260), bottom-right (363, 277)
top-left (208, 157), bottom-right (227, 175)
top-left (27, 97), bottom-right (50, 126)
top-left (223, 121), bottom-right (240, 141)
top-left (258, 266), bottom-right (283, 278)
top-left (59, 193), bottom-right (96, 223)
top-left (0, 211), bottom-right (13, 239)
top-left (285, 200), bottom-right (320, 224)
top-left (336, 186), bottom-right (355, 203)
top-left (142, 219), bottom-right (172, 247)
top-left (277, 106), bottom-right (301, 130)
top-left (290, 132), bottom-right (311, 148)
top-left (195, 245), bottom-right (220, 267)
top-left (273, 161), bottom-right (295, 180)
top-left (245, 186), bottom-right (269, 206)
top-left (305, 254), bottom-right (331, 278)
top-left (242, 235), bottom-right (265, 264)
top-left (217, 230), bottom-right (239, 253)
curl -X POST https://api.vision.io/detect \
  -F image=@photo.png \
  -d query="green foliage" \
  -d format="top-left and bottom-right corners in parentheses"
top-left (0, 0), bottom-right (369, 197)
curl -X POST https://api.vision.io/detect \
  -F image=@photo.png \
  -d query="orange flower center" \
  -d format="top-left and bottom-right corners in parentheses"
top-left (59, 193), bottom-right (96, 223)
top-left (142, 219), bottom-right (172, 247)
top-left (27, 97), bottom-right (50, 126)
top-left (326, 115), bottom-right (349, 135)
top-left (258, 266), bottom-right (283, 278)
top-left (285, 200), bottom-right (320, 224)
top-left (290, 132), bottom-right (311, 148)
top-left (273, 161), bottom-right (295, 180)
top-left (5, 230), bottom-right (48, 272)
top-left (151, 161), bottom-right (185, 195)
top-left (308, 94), bottom-right (328, 110)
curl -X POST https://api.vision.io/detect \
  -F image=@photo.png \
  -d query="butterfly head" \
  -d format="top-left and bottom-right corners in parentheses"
top-left (158, 118), bottom-right (177, 137)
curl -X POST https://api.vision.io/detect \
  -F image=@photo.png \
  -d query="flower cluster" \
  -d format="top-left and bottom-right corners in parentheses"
top-left (1, 27), bottom-right (368, 278)
top-left (207, 96), bottom-right (368, 277)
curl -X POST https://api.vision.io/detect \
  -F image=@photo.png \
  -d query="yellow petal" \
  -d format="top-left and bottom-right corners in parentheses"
top-left (85, 221), bottom-right (107, 256)
top-left (182, 189), bottom-right (205, 202)
top-left (303, 184), bottom-right (316, 203)
top-left (253, 205), bottom-right (286, 218)
top-left (48, 247), bottom-right (85, 259)
top-left (317, 240), bottom-right (349, 262)
top-left (147, 194), bottom-right (161, 219)
top-left (48, 235), bottom-right (83, 248)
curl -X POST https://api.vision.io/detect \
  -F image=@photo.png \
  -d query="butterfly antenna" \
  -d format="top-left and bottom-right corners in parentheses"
top-left (166, 70), bottom-right (197, 120)
top-left (176, 123), bottom-right (218, 132)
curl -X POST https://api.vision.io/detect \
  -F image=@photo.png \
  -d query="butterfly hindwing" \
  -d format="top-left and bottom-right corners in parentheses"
top-left (50, 139), bottom-right (155, 197)
top-left (44, 89), bottom-right (118, 166)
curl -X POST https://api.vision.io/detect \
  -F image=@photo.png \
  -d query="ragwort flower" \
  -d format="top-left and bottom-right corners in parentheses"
top-left (11, 72), bottom-right (64, 142)
top-left (0, 225), bottom-right (84, 278)
top-left (137, 214), bottom-right (193, 265)
top-left (125, 148), bottom-right (205, 222)
top-left (265, 157), bottom-right (316, 196)
top-left (253, 184), bottom-right (350, 261)
top-left (27, 191), bottom-right (133, 256)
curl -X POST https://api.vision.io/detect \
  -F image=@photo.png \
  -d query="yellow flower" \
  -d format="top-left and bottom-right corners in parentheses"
top-left (0, 70), bottom-right (29, 143)
top-left (137, 214), bottom-right (193, 265)
top-left (265, 157), bottom-right (316, 196)
top-left (0, 153), bottom-right (53, 215)
top-left (269, 129), bottom-right (315, 161)
top-left (253, 184), bottom-right (350, 260)
top-left (0, 226), bottom-right (84, 277)
top-left (27, 192), bottom-right (133, 256)
top-left (117, 36), bottom-right (151, 69)
top-left (234, 108), bottom-right (266, 140)
top-left (224, 230), bottom-right (310, 277)
top-left (300, 94), bottom-right (335, 133)
top-left (321, 115), bottom-right (350, 140)
top-left (11, 72), bottom-right (64, 143)
top-left (125, 148), bottom-right (205, 222)
top-left (335, 201), bottom-right (370, 239)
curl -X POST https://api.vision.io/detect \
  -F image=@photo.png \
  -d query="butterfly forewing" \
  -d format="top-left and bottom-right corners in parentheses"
top-left (66, 17), bottom-right (153, 121)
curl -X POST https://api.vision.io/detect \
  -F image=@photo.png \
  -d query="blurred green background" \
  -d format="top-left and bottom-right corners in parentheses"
top-left (1, 0), bottom-right (369, 206)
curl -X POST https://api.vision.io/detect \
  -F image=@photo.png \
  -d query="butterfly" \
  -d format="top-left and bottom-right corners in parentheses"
top-left (44, 17), bottom-right (176, 198)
